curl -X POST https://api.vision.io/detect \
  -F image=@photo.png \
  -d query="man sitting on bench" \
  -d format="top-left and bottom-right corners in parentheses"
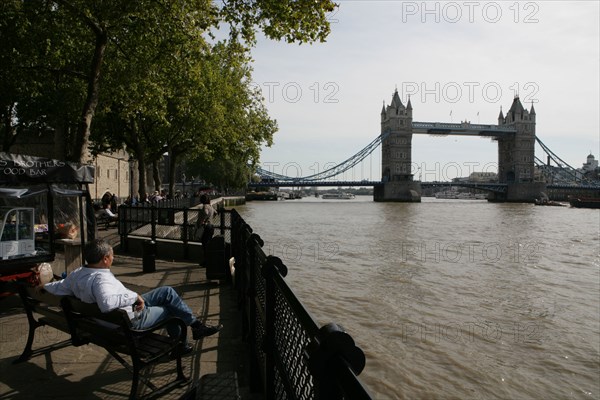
top-left (42, 238), bottom-right (222, 354)
top-left (100, 203), bottom-right (118, 221)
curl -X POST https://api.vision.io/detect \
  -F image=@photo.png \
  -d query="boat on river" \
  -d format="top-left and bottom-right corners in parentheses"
top-left (568, 197), bottom-right (600, 209)
top-left (534, 198), bottom-right (566, 207)
top-left (435, 191), bottom-right (487, 200)
top-left (321, 193), bottom-right (355, 200)
top-left (245, 191), bottom-right (278, 201)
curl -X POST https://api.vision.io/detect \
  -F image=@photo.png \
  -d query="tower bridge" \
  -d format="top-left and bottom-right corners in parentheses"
top-left (376, 89), bottom-right (541, 202)
top-left (251, 90), bottom-right (599, 202)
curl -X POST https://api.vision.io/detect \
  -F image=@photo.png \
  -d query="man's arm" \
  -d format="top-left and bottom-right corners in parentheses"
top-left (44, 278), bottom-right (73, 296)
top-left (92, 275), bottom-right (138, 313)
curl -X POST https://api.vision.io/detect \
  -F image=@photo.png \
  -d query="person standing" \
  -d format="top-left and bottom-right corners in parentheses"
top-left (194, 194), bottom-right (217, 252)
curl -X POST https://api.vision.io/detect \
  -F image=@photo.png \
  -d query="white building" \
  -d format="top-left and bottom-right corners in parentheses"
top-left (580, 153), bottom-right (598, 173)
top-left (468, 172), bottom-right (498, 182)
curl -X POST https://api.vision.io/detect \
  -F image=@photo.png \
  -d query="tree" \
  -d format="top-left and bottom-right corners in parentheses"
top-left (220, 0), bottom-right (337, 45)
top-left (0, 0), bottom-right (88, 156)
top-left (95, 35), bottom-right (275, 198)
top-left (175, 39), bottom-right (277, 193)
top-left (2, 0), bottom-right (338, 186)
top-left (1, 0), bottom-right (217, 161)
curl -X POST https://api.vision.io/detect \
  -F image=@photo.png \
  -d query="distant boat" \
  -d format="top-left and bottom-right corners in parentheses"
top-left (568, 197), bottom-right (600, 209)
top-left (321, 193), bottom-right (355, 200)
top-left (534, 199), bottom-right (566, 207)
top-left (246, 192), bottom-right (278, 201)
top-left (435, 191), bottom-right (458, 199)
top-left (278, 191), bottom-right (303, 200)
top-left (435, 191), bottom-right (487, 200)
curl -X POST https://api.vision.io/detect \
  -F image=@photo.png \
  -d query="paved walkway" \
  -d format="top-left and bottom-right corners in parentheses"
top-left (0, 228), bottom-right (252, 399)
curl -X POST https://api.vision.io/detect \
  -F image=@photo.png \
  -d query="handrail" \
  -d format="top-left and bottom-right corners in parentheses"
top-left (117, 205), bottom-right (374, 398)
top-left (228, 209), bottom-right (373, 399)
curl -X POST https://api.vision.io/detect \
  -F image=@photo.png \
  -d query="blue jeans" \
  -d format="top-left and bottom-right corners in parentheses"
top-left (131, 286), bottom-right (197, 343)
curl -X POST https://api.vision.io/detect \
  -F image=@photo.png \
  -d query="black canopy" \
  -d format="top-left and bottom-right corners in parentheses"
top-left (0, 152), bottom-right (95, 184)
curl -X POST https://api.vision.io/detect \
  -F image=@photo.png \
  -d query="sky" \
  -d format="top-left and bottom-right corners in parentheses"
top-left (246, 1), bottom-right (599, 182)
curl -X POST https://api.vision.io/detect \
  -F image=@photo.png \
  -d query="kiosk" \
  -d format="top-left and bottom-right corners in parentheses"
top-left (0, 152), bottom-right (96, 289)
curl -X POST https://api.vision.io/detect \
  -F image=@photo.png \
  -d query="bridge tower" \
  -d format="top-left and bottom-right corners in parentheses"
top-left (374, 89), bottom-right (421, 202)
top-left (493, 96), bottom-right (546, 201)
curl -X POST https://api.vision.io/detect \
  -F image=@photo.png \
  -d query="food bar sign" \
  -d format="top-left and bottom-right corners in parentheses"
top-left (0, 159), bottom-right (66, 177)
top-left (0, 152), bottom-right (95, 184)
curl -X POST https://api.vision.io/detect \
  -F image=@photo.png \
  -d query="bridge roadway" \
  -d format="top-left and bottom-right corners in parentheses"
top-left (249, 180), bottom-right (509, 192)
top-left (249, 180), bottom-right (600, 193)
top-left (411, 121), bottom-right (516, 137)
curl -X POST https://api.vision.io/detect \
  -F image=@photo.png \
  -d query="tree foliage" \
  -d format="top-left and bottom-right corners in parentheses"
top-left (1, 0), bottom-right (337, 193)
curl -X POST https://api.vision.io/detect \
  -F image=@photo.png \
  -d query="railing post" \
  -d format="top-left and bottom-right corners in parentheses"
top-left (220, 206), bottom-right (226, 236)
top-left (150, 206), bottom-right (157, 242)
top-left (247, 233), bottom-right (263, 394)
top-left (182, 208), bottom-right (189, 260)
top-left (262, 256), bottom-right (288, 400)
top-left (119, 205), bottom-right (128, 251)
top-left (306, 323), bottom-right (367, 399)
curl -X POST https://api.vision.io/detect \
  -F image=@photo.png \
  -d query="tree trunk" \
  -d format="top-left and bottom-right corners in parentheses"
top-left (137, 158), bottom-right (147, 202)
top-left (128, 121), bottom-right (147, 202)
top-left (72, 30), bottom-right (107, 162)
top-left (152, 160), bottom-right (161, 192)
top-left (168, 152), bottom-right (178, 197)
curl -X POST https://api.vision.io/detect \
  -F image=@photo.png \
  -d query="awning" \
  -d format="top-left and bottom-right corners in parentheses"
top-left (0, 152), bottom-right (95, 184)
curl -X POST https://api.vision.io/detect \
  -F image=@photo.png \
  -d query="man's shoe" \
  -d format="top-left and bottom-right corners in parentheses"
top-left (192, 323), bottom-right (223, 340)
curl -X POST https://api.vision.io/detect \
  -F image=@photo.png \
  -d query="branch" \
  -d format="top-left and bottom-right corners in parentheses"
top-left (20, 65), bottom-right (88, 81)
top-left (53, 0), bottom-right (104, 36)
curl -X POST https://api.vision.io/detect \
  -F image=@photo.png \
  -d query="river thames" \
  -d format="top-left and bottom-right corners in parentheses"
top-left (237, 196), bottom-right (600, 400)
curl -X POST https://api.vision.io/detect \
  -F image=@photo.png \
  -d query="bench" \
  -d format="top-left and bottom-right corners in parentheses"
top-left (96, 213), bottom-right (118, 230)
top-left (15, 284), bottom-right (189, 399)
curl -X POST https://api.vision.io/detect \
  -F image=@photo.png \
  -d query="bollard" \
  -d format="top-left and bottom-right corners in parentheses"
top-left (142, 240), bottom-right (156, 273)
top-left (205, 236), bottom-right (229, 280)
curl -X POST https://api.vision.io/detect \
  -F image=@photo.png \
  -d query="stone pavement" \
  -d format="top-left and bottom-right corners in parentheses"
top-left (0, 228), bottom-right (252, 399)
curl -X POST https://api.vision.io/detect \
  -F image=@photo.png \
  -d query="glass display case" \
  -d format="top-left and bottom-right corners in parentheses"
top-left (0, 207), bottom-right (36, 260)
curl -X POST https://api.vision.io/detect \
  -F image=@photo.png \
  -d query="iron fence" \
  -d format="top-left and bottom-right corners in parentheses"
top-left (117, 197), bottom-right (222, 257)
top-left (228, 210), bottom-right (373, 400)
top-left (117, 205), bottom-right (373, 399)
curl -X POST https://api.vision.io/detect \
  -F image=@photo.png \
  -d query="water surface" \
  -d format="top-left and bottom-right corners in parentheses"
top-left (238, 196), bottom-right (600, 399)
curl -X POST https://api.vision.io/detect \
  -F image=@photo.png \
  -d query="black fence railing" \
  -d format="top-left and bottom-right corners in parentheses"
top-left (117, 197), bottom-right (216, 256)
top-left (117, 205), bottom-right (373, 399)
top-left (228, 209), bottom-right (373, 400)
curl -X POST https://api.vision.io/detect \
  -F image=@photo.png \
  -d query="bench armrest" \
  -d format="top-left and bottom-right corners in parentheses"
top-left (130, 316), bottom-right (188, 342)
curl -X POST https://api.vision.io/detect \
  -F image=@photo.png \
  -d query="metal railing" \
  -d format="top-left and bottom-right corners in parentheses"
top-left (117, 197), bottom-right (212, 258)
top-left (117, 205), bottom-right (374, 399)
top-left (228, 210), bottom-right (373, 400)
